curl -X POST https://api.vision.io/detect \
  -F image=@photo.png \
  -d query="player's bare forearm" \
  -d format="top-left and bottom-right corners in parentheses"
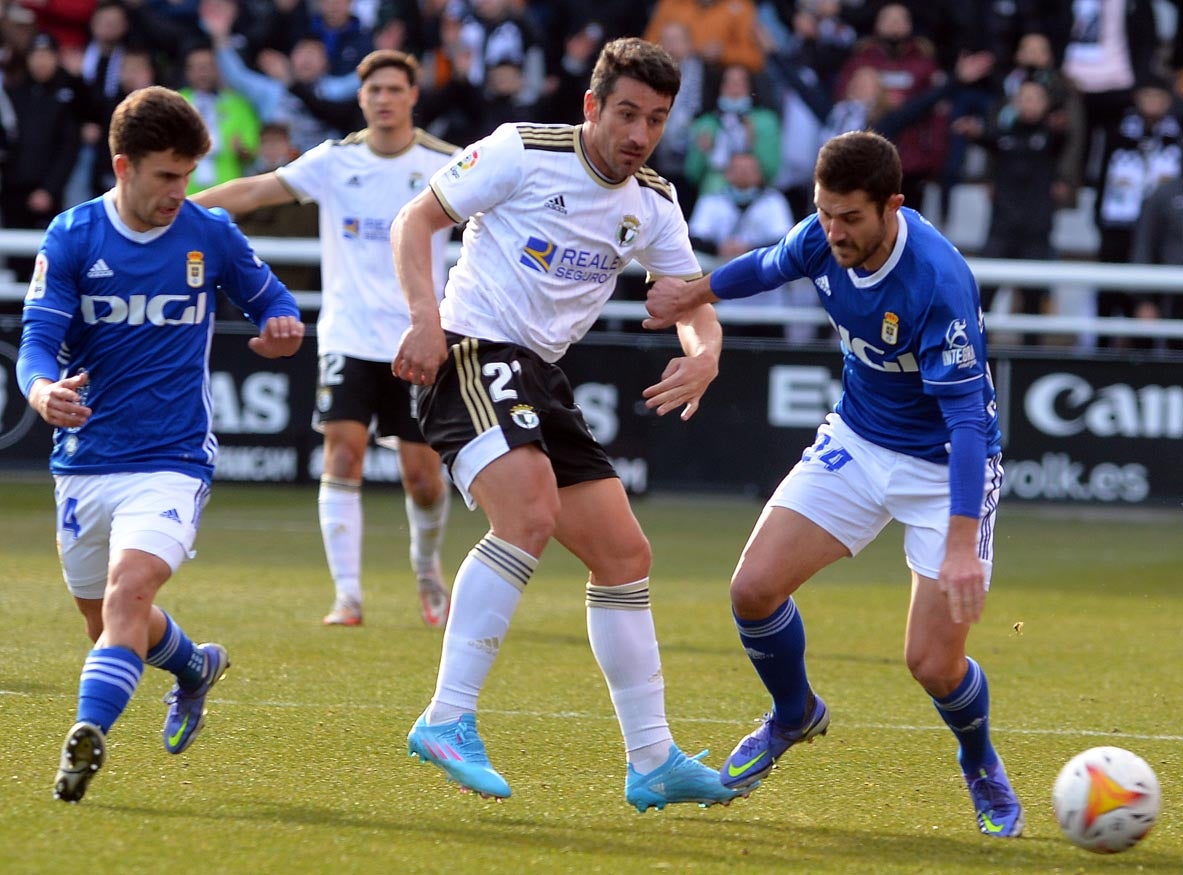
top-left (391, 190), bottom-right (452, 384)
top-left (642, 303), bottom-right (720, 421)
top-left (190, 173), bottom-right (293, 217)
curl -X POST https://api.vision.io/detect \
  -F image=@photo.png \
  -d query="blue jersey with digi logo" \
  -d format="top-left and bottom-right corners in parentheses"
top-left (19, 192), bottom-right (299, 484)
top-left (733, 207), bottom-right (1000, 462)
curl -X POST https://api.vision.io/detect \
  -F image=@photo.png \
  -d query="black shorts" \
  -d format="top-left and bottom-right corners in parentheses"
top-left (313, 353), bottom-right (426, 444)
top-left (417, 334), bottom-right (617, 489)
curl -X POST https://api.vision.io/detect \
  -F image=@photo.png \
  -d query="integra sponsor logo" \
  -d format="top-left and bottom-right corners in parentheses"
top-left (1024, 373), bottom-right (1183, 438)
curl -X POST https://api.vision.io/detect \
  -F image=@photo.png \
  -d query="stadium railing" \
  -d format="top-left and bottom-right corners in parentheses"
top-left (2, 229), bottom-right (1182, 342)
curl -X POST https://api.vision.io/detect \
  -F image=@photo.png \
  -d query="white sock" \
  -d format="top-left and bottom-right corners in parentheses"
top-left (318, 475), bottom-right (362, 606)
top-left (426, 535), bottom-right (537, 724)
top-left (586, 579), bottom-right (674, 773)
top-left (406, 488), bottom-right (450, 579)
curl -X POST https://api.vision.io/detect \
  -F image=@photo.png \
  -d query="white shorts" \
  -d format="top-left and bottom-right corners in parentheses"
top-left (53, 472), bottom-right (211, 599)
top-left (768, 413), bottom-right (1002, 583)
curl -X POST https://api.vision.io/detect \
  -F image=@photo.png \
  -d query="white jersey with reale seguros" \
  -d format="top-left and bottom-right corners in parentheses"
top-left (277, 128), bottom-right (456, 362)
top-left (430, 122), bottom-right (702, 363)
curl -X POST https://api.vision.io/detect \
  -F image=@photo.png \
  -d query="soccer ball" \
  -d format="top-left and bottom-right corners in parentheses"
top-left (1052, 746), bottom-right (1160, 853)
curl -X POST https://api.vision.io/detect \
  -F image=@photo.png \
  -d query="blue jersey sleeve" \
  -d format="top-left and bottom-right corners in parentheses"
top-left (917, 265), bottom-right (988, 399)
top-left (939, 392), bottom-right (988, 518)
top-left (18, 223), bottom-right (81, 395)
top-left (210, 210), bottom-right (299, 326)
top-left (710, 215), bottom-right (816, 300)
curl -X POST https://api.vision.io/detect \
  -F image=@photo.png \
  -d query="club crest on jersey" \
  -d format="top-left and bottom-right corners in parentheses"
top-left (186, 251), bottom-right (205, 288)
top-left (519, 236), bottom-right (557, 273)
top-left (27, 252), bottom-right (48, 301)
top-left (409, 171), bottom-right (425, 192)
top-left (342, 217), bottom-right (360, 239)
top-left (317, 387), bottom-right (332, 413)
top-left (616, 215), bottom-right (640, 246)
top-left (510, 404), bottom-right (539, 429)
top-left (881, 312), bottom-right (899, 345)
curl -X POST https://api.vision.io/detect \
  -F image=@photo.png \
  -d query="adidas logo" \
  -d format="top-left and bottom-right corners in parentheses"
top-left (159, 508), bottom-right (182, 524)
top-left (814, 275), bottom-right (831, 296)
top-left (544, 194), bottom-right (568, 214)
top-left (345, 175), bottom-right (362, 187)
top-left (744, 647), bottom-right (772, 660)
top-left (469, 636), bottom-right (500, 655)
top-left (87, 259), bottom-right (114, 279)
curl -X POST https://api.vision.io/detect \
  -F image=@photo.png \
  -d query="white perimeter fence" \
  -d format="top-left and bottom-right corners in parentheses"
top-left (2, 229), bottom-right (1182, 343)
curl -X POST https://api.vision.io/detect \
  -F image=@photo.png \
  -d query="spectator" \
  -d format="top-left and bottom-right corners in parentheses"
top-left (998, 31), bottom-right (1086, 203)
top-left (234, 122), bottom-right (320, 293)
top-left (685, 62), bottom-right (781, 196)
top-left (955, 78), bottom-right (1066, 338)
top-left (1130, 173), bottom-right (1183, 349)
top-left (1093, 76), bottom-right (1183, 343)
top-left (1061, 0), bottom-right (1157, 186)
top-left (201, 0), bottom-right (355, 153)
top-left (15, 0), bottom-right (96, 52)
top-left (1, 3), bottom-right (38, 78)
top-left (648, 19), bottom-right (705, 215)
top-left (178, 43), bottom-right (260, 192)
top-left (644, 0), bottom-right (765, 76)
top-left (454, 0), bottom-right (546, 106)
top-left (832, 2), bottom-right (947, 215)
top-left (306, 0), bottom-right (372, 76)
top-left (0, 32), bottom-right (82, 277)
top-left (688, 150), bottom-right (820, 341)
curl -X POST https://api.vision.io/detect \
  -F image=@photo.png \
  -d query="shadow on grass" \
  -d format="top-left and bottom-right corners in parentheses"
top-left (86, 797), bottom-right (1183, 872)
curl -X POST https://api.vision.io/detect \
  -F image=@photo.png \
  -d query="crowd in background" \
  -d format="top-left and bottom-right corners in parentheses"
top-left (3, 0), bottom-right (1183, 349)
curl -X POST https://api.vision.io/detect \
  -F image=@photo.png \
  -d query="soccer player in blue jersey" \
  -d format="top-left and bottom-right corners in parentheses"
top-left (17, 86), bottom-right (304, 803)
top-left (644, 130), bottom-right (1024, 837)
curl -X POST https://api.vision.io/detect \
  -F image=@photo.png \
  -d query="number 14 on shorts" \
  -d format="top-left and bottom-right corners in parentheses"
top-left (802, 434), bottom-right (852, 471)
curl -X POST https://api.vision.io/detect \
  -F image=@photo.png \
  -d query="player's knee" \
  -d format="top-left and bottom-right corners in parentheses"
top-left (729, 570), bottom-right (780, 619)
top-left (402, 466), bottom-right (444, 504)
top-left (906, 649), bottom-right (962, 697)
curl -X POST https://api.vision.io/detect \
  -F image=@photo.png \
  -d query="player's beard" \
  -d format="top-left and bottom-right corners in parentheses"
top-left (831, 220), bottom-right (888, 269)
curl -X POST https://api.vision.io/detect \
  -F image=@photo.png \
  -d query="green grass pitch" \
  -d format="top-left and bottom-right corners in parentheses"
top-left (1, 478), bottom-right (1180, 874)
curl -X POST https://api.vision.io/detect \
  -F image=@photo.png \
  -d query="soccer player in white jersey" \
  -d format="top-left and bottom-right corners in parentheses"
top-left (194, 50), bottom-right (457, 629)
top-left (17, 86), bottom-right (304, 802)
top-left (391, 37), bottom-right (745, 810)
top-left (645, 130), bottom-right (1024, 837)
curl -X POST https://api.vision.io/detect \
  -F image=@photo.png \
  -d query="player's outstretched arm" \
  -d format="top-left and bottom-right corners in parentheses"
top-left (248, 315), bottom-right (305, 358)
top-left (190, 173), bottom-right (294, 217)
top-left (642, 302), bottom-right (721, 421)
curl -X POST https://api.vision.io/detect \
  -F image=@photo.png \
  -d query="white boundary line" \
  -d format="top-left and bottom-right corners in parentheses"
top-left (4, 690), bottom-right (1180, 742)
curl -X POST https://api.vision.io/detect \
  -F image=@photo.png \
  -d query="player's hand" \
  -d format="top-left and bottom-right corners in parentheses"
top-left (249, 315), bottom-right (304, 358)
top-left (642, 352), bottom-right (718, 421)
top-left (938, 547), bottom-right (986, 625)
top-left (644, 277), bottom-right (704, 330)
top-left (29, 371), bottom-right (91, 428)
top-left (393, 323), bottom-right (448, 386)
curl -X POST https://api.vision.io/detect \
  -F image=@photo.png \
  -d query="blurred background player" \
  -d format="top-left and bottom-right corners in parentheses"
top-left (17, 86), bottom-right (304, 802)
top-left (194, 49), bottom-right (457, 629)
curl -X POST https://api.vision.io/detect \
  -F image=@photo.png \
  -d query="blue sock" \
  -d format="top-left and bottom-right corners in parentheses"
top-left (77, 646), bottom-right (144, 733)
top-left (734, 598), bottom-right (811, 726)
top-left (932, 657), bottom-right (998, 774)
top-left (146, 610), bottom-right (205, 690)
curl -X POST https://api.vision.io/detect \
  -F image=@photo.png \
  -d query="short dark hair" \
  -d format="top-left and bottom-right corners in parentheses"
top-left (109, 85), bottom-right (211, 162)
top-left (356, 49), bottom-right (419, 86)
top-left (589, 37), bottom-right (680, 105)
top-left (814, 131), bottom-right (901, 211)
